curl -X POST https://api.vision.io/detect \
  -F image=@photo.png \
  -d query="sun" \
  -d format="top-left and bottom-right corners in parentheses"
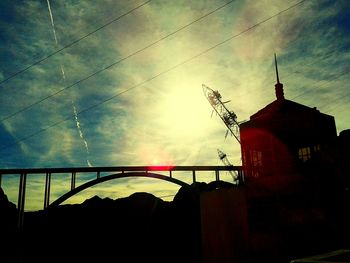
top-left (151, 158), bottom-right (159, 165)
top-left (155, 80), bottom-right (213, 139)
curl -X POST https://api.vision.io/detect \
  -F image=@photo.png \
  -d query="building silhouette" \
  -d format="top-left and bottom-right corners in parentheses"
top-left (236, 55), bottom-right (350, 262)
top-left (239, 55), bottom-right (338, 184)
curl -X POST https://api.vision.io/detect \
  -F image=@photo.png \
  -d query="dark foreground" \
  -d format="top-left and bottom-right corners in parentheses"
top-left (1, 178), bottom-right (350, 263)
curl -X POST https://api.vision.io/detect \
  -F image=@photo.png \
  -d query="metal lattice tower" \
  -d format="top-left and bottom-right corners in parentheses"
top-left (202, 84), bottom-right (240, 144)
top-left (217, 149), bottom-right (239, 184)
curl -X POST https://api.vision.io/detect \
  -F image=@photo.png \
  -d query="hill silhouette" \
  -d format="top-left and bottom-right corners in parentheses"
top-left (19, 192), bottom-right (198, 263)
top-left (1, 179), bottom-right (350, 263)
top-left (10, 183), bottom-right (216, 263)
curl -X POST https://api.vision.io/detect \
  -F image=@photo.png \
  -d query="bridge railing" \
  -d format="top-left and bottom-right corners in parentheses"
top-left (0, 165), bottom-right (243, 228)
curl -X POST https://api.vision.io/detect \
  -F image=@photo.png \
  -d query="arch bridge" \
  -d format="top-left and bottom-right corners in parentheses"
top-left (0, 165), bottom-right (242, 228)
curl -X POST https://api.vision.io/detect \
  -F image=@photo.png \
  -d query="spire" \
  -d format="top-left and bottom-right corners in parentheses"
top-left (274, 53), bottom-right (284, 101)
top-left (274, 53), bottom-right (280, 84)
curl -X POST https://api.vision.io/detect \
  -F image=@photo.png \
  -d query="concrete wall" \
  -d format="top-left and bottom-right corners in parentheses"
top-left (200, 187), bottom-right (249, 263)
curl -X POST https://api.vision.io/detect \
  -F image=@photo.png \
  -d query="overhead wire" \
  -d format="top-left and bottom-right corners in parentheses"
top-left (291, 69), bottom-right (350, 101)
top-left (240, 67), bottom-right (350, 123)
top-left (0, 0), bottom-right (307, 152)
top-left (239, 45), bottom-right (348, 104)
top-left (0, 0), bottom-right (152, 86)
top-left (0, 0), bottom-right (237, 123)
top-left (280, 45), bottom-right (348, 83)
top-left (316, 71), bottom-right (350, 112)
top-left (261, 46), bottom-right (350, 119)
top-left (228, 45), bottom-right (350, 116)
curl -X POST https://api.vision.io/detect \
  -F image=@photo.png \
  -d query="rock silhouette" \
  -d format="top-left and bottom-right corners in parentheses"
top-left (1, 179), bottom-right (350, 263)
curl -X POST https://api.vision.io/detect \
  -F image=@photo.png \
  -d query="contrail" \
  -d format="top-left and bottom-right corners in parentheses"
top-left (60, 65), bottom-right (66, 80)
top-left (46, 0), bottom-right (58, 45)
top-left (46, 0), bottom-right (92, 167)
top-left (72, 102), bottom-right (92, 167)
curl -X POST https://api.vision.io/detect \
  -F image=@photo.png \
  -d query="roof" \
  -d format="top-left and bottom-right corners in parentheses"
top-left (250, 99), bottom-right (328, 120)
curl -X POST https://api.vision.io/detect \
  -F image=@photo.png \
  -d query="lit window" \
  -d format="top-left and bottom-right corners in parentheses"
top-left (298, 147), bottom-right (311, 162)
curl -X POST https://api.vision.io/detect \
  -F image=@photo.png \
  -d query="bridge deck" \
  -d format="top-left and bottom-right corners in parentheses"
top-left (0, 165), bottom-right (240, 174)
top-left (0, 165), bottom-right (243, 229)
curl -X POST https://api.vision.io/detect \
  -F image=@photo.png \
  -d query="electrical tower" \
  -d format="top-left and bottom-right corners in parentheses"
top-left (203, 84), bottom-right (243, 184)
top-left (217, 149), bottom-right (239, 184)
top-left (202, 84), bottom-right (240, 144)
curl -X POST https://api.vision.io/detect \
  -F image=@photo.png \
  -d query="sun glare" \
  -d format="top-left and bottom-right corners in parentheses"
top-left (137, 144), bottom-right (175, 167)
top-left (157, 82), bottom-right (212, 138)
top-left (132, 78), bottom-right (221, 166)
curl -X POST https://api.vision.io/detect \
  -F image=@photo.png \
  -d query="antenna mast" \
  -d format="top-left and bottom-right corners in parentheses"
top-left (274, 53), bottom-right (280, 84)
top-left (274, 53), bottom-right (285, 100)
top-left (202, 84), bottom-right (240, 144)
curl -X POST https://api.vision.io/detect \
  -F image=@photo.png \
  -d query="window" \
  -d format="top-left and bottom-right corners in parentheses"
top-left (313, 144), bottom-right (321, 152)
top-left (298, 147), bottom-right (311, 162)
top-left (251, 150), bottom-right (262, 167)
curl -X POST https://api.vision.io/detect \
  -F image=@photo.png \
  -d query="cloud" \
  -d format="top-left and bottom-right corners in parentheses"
top-left (1, 0), bottom-right (350, 209)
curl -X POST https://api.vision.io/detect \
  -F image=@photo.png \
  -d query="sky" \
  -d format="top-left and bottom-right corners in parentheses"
top-left (1, 0), bottom-right (349, 210)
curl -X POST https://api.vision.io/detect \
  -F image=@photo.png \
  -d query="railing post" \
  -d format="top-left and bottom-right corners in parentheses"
top-left (192, 170), bottom-right (196, 183)
top-left (238, 170), bottom-right (244, 184)
top-left (44, 172), bottom-right (51, 209)
top-left (17, 173), bottom-right (27, 229)
top-left (97, 171), bottom-right (100, 179)
top-left (169, 170), bottom-right (172, 178)
top-left (215, 170), bottom-right (220, 181)
top-left (71, 172), bottom-right (76, 191)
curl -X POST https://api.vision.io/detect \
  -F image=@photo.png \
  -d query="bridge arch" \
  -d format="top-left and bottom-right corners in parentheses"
top-left (48, 171), bottom-right (190, 208)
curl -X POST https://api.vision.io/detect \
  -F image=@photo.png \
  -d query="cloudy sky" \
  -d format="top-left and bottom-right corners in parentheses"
top-left (1, 0), bottom-right (349, 210)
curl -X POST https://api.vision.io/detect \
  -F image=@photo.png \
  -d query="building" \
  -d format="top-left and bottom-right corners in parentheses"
top-left (239, 55), bottom-right (338, 184)
top-left (237, 55), bottom-right (350, 263)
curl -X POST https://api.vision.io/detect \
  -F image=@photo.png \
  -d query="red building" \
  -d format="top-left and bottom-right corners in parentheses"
top-left (239, 56), bottom-right (337, 185)
top-left (238, 55), bottom-right (350, 262)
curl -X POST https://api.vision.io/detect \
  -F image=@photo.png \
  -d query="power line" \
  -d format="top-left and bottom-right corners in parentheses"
top-left (328, 105), bottom-right (349, 116)
top-left (0, 0), bottom-right (152, 86)
top-left (242, 46), bottom-right (350, 106)
top-left (0, 0), bottom-right (237, 123)
top-left (317, 71), bottom-right (350, 111)
top-left (0, 0), bottom-right (307, 152)
top-left (291, 69), bottom-right (350, 101)
top-left (240, 44), bottom-right (347, 101)
top-left (281, 46), bottom-right (347, 83)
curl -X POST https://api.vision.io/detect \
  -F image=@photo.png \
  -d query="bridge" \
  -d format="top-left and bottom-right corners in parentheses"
top-left (0, 165), bottom-right (243, 228)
